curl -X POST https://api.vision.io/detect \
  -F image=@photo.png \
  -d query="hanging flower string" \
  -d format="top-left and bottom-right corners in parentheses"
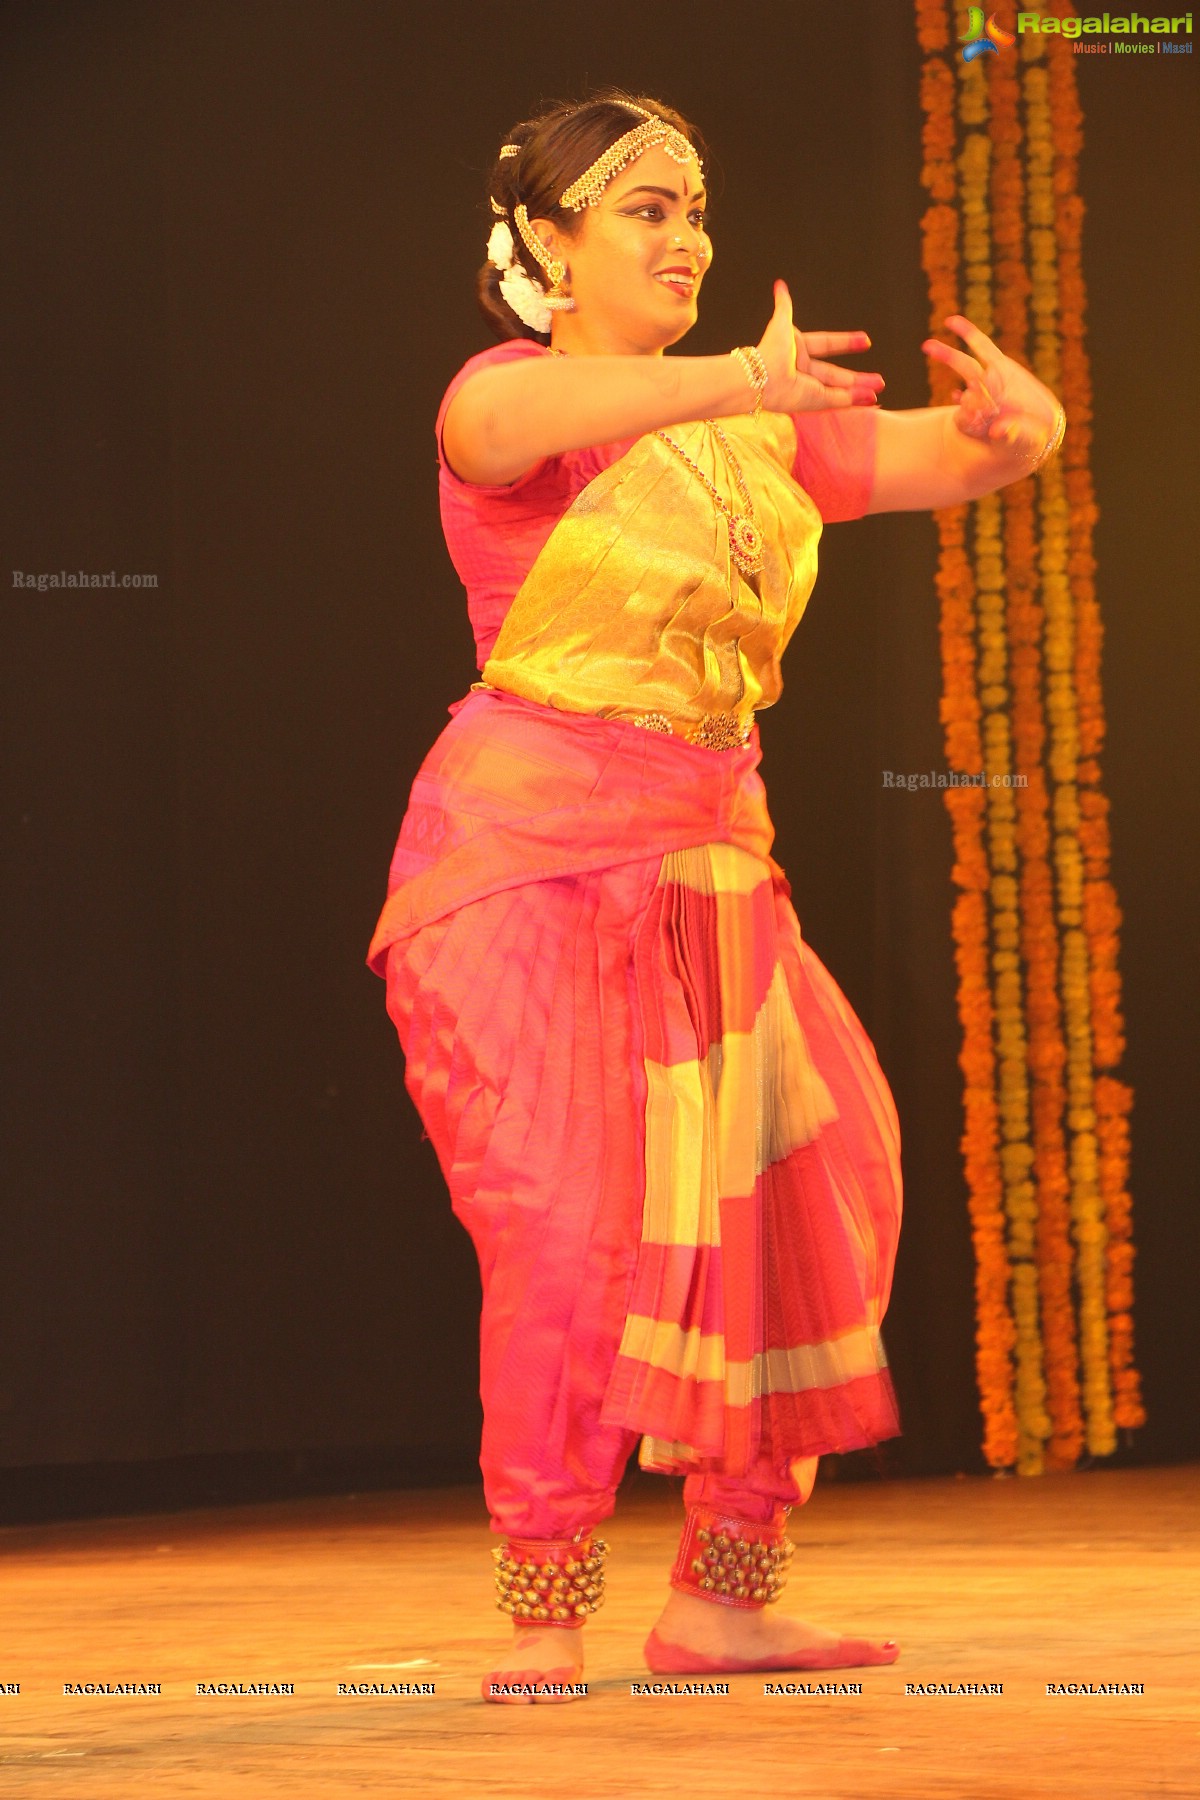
top-left (913, 0), bottom-right (1144, 1471)
top-left (989, 7), bottom-right (1083, 1471)
top-left (1024, 30), bottom-right (1117, 1456)
top-left (1043, 23), bottom-right (1142, 1439)
top-left (916, 0), bottom-right (1018, 1469)
top-left (960, 65), bottom-right (1052, 1474)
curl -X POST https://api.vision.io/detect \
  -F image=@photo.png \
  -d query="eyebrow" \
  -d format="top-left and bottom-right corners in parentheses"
top-left (617, 184), bottom-right (707, 204)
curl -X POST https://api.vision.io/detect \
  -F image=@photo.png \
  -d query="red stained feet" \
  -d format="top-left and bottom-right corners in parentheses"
top-left (481, 1664), bottom-right (589, 1704)
top-left (644, 1592), bottom-right (899, 1676)
top-left (643, 1625), bottom-right (900, 1675)
top-left (481, 1625), bottom-right (587, 1704)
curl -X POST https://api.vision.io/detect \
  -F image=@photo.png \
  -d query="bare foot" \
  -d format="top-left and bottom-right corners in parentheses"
top-left (481, 1623), bottom-right (587, 1705)
top-left (645, 1588), bottom-right (899, 1674)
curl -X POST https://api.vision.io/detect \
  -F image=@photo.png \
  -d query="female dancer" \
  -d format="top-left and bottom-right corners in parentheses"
top-left (366, 89), bottom-right (1065, 1705)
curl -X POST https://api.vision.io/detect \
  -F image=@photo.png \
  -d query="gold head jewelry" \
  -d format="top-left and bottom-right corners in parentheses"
top-left (512, 203), bottom-right (574, 311)
top-left (559, 104), bottom-right (702, 210)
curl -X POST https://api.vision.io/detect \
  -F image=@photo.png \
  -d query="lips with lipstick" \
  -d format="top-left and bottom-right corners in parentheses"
top-left (654, 264), bottom-right (698, 296)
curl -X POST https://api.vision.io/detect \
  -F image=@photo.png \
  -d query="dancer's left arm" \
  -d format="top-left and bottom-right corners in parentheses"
top-left (864, 316), bottom-right (1064, 513)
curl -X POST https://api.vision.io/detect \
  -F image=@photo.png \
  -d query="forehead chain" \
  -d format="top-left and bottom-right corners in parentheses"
top-left (497, 106), bottom-right (702, 212)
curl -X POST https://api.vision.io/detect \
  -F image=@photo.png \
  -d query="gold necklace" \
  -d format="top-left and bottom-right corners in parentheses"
top-left (548, 348), bottom-right (763, 579)
top-left (654, 422), bottom-right (764, 578)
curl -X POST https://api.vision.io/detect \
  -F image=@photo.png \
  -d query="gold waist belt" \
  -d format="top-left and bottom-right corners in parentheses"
top-left (470, 683), bottom-right (755, 752)
top-left (627, 707), bottom-right (755, 751)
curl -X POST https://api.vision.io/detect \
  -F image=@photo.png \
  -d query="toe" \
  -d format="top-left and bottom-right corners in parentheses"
top-left (481, 1667), bottom-right (545, 1702)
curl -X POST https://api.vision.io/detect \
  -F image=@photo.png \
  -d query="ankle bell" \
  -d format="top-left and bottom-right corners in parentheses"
top-left (669, 1505), bottom-right (795, 1610)
top-left (492, 1532), bottom-right (610, 1627)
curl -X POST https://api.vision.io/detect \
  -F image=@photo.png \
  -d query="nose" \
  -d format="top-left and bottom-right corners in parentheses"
top-left (674, 223), bottom-right (707, 263)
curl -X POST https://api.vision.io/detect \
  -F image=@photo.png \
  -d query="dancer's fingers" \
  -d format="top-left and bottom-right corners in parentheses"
top-left (942, 314), bottom-right (1002, 363)
top-left (921, 338), bottom-right (983, 384)
top-left (811, 384), bottom-right (880, 408)
top-left (806, 356), bottom-right (885, 390)
top-left (800, 330), bottom-right (873, 356)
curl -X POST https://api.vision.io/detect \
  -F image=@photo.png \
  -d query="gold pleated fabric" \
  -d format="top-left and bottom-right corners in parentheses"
top-left (477, 412), bottom-right (822, 737)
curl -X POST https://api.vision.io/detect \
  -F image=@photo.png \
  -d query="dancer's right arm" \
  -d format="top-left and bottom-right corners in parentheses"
top-left (442, 282), bottom-right (886, 487)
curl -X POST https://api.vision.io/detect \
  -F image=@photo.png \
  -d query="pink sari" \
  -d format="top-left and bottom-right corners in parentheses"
top-left (368, 341), bottom-right (901, 1499)
top-left (370, 685), bottom-right (901, 1485)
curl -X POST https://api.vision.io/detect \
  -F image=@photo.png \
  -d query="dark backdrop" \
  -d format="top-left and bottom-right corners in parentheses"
top-left (2, 0), bottom-right (1196, 1522)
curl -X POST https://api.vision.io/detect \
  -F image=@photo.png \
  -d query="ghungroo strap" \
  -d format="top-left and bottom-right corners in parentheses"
top-left (492, 1533), bottom-right (610, 1627)
top-left (669, 1505), bottom-right (794, 1609)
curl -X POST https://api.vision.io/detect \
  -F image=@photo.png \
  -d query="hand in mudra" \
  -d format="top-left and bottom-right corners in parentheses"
top-left (756, 279), bottom-right (885, 413)
top-left (923, 315), bottom-right (1060, 455)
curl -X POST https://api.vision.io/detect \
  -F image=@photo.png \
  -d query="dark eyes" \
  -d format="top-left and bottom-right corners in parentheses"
top-left (631, 203), bottom-right (709, 228)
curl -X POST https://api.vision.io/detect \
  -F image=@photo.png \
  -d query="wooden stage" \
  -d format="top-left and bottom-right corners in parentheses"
top-left (1, 1462), bottom-right (1195, 1798)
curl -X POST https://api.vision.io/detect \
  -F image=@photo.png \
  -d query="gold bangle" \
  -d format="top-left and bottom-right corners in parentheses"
top-left (730, 345), bottom-right (767, 421)
top-left (1028, 402), bottom-right (1066, 473)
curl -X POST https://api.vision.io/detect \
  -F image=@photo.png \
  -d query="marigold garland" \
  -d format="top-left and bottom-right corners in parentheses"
top-left (917, 0), bottom-right (1018, 1471)
top-left (913, 0), bottom-right (1144, 1472)
top-left (961, 65), bottom-right (1052, 1473)
top-left (1022, 36), bottom-right (1115, 1457)
top-left (1042, 26), bottom-right (1142, 1435)
top-left (989, 14), bottom-right (1083, 1472)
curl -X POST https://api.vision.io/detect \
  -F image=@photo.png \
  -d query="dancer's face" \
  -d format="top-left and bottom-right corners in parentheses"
top-left (541, 144), bottom-right (712, 354)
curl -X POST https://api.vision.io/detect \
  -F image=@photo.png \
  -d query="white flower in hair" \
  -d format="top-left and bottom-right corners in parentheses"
top-left (486, 218), bottom-right (552, 333)
top-left (499, 266), bottom-right (552, 334)
top-left (487, 220), bottom-right (515, 269)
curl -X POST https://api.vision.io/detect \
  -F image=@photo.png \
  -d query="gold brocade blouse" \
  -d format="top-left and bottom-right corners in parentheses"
top-left (473, 411), bottom-right (826, 746)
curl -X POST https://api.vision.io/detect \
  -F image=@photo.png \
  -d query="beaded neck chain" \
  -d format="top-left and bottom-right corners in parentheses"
top-left (653, 423), bottom-right (763, 579)
top-left (546, 346), bottom-right (763, 579)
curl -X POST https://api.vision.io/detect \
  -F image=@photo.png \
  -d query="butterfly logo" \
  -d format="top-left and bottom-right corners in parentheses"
top-left (959, 8), bottom-right (1018, 59)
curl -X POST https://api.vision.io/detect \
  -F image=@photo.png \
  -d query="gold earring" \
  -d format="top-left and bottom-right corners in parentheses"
top-left (544, 258), bottom-right (574, 312)
top-left (513, 205), bottom-right (577, 313)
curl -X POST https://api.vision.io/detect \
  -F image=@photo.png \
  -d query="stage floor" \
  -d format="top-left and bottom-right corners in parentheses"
top-left (1, 1462), bottom-right (1195, 1798)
